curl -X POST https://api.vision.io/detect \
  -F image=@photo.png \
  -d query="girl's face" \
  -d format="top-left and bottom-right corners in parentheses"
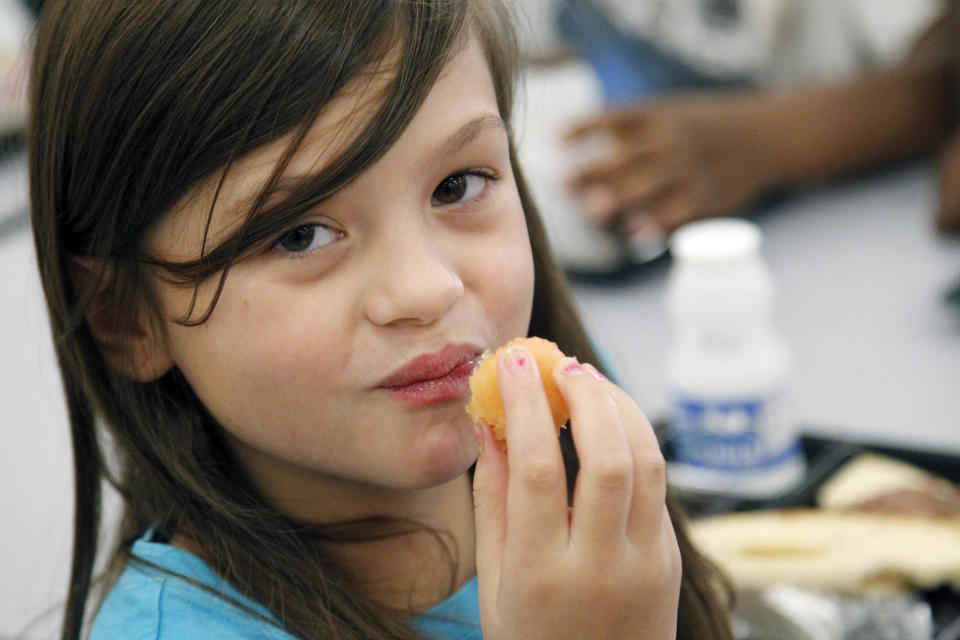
top-left (143, 37), bottom-right (534, 516)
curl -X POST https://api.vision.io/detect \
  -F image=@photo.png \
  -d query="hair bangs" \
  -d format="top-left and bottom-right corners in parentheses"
top-left (144, 1), bottom-right (473, 325)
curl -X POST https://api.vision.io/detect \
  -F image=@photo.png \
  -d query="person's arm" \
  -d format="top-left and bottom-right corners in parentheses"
top-left (566, 22), bottom-right (954, 233)
top-left (740, 1), bottom-right (958, 193)
top-left (913, 0), bottom-right (960, 233)
top-left (754, 1), bottom-right (960, 234)
top-left (749, 62), bottom-right (952, 191)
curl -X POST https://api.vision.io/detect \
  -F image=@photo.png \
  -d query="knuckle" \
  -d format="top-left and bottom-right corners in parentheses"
top-left (668, 540), bottom-right (682, 579)
top-left (636, 451), bottom-right (667, 487)
top-left (516, 458), bottom-right (562, 491)
top-left (573, 555), bottom-right (633, 600)
top-left (607, 384), bottom-right (633, 407)
top-left (651, 541), bottom-right (683, 591)
top-left (586, 453), bottom-right (633, 488)
top-left (523, 572), bottom-right (561, 603)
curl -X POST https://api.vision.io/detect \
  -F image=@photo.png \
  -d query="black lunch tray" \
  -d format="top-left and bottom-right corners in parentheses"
top-left (655, 428), bottom-right (960, 518)
top-left (653, 424), bottom-right (960, 634)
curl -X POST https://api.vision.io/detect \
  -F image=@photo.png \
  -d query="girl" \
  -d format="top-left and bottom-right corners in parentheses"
top-left (29, 1), bottom-right (733, 638)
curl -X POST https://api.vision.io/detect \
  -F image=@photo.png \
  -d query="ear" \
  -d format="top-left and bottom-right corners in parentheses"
top-left (68, 256), bottom-right (174, 382)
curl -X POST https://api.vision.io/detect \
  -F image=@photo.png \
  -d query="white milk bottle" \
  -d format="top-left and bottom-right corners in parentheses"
top-left (664, 218), bottom-right (805, 497)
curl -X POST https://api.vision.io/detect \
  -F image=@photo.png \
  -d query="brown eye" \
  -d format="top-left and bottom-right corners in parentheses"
top-left (431, 173), bottom-right (486, 206)
top-left (274, 224), bottom-right (338, 254)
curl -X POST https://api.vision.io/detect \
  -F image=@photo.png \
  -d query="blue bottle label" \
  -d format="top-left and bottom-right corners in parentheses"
top-left (671, 396), bottom-right (800, 471)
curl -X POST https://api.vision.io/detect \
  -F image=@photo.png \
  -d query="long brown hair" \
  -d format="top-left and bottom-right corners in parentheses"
top-left (29, 1), bottom-right (733, 638)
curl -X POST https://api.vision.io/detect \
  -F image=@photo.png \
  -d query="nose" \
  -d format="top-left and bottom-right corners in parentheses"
top-left (363, 225), bottom-right (464, 327)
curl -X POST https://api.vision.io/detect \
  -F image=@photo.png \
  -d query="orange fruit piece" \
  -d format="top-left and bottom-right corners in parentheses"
top-left (466, 336), bottom-right (570, 442)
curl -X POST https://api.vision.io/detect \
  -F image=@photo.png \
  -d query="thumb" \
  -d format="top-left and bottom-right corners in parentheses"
top-left (472, 424), bottom-right (507, 591)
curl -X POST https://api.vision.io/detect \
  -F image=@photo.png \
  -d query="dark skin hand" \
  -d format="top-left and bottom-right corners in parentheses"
top-left (565, 4), bottom-right (960, 236)
top-left (564, 92), bottom-right (773, 235)
top-left (937, 128), bottom-right (960, 233)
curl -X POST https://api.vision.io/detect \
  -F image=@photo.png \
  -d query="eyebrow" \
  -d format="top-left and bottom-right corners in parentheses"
top-left (224, 113), bottom-right (508, 228)
top-left (429, 113), bottom-right (507, 166)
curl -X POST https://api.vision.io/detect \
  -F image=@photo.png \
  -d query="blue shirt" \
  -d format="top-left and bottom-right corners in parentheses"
top-left (91, 527), bottom-right (483, 639)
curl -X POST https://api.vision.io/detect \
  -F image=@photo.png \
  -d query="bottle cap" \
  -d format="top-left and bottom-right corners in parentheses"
top-left (670, 218), bottom-right (761, 264)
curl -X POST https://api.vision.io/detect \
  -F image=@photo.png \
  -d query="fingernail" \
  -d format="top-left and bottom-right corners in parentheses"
top-left (503, 345), bottom-right (533, 374)
top-left (560, 357), bottom-right (585, 376)
top-left (584, 364), bottom-right (607, 381)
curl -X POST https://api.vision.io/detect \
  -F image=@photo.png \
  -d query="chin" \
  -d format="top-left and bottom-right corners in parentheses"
top-left (403, 417), bottom-right (479, 488)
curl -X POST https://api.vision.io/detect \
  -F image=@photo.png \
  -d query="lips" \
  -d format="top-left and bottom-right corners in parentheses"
top-left (378, 343), bottom-right (481, 407)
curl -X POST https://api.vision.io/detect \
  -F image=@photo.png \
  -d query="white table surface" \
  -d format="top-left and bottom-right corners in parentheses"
top-left (571, 161), bottom-right (960, 454)
top-left (1, 157), bottom-right (958, 637)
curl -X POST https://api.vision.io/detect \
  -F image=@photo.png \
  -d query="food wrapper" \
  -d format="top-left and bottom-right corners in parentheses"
top-left (733, 585), bottom-right (934, 640)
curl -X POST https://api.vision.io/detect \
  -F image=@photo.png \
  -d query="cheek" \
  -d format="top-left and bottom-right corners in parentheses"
top-left (158, 281), bottom-right (348, 436)
top-left (470, 209), bottom-right (535, 339)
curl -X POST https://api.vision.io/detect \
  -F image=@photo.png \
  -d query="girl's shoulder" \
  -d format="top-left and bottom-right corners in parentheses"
top-left (89, 528), bottom-right (295, 640)
top-left (89, 527), bottom-right (485, 639)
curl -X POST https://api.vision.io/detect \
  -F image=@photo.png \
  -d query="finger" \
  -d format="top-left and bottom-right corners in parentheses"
top-left (564, 107), bottom-right (649, 141)
top-left (473, 423), bottom-right (507, 598)
top-left (498, 345), bottom-right (569, 559)
top-left (576, 186), bottom-right (620, 224)
top-left (621, 209), bottom-right (661, 238)
top-left (646, 186), bottom-right (702, 232)
top-left (610, 168), bottom-right (678, 212)
top-left (622, 210), bottom-right (668, 263)
top-left (570, 152), bottom-right (677, 225)
top-left (579, 172), bottom-right (678, 226)
top-left (557, 359), bottom-right (634, 548)
top-left (604, 384), bottom-right (668, 542)
top-left (567, 140), bottom-right (661, 189)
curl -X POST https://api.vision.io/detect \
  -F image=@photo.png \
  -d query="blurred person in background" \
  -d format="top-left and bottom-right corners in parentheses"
top-left (0, 0), bottom-right (32, 144)
top-left (518, 0), bottom-right (955, 274)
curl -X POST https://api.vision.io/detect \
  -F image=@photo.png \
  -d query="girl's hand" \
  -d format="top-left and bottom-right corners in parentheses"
top-left (472, 346), bottom-right (681, 640)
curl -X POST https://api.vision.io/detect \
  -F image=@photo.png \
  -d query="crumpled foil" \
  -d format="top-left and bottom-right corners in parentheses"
top-left (733, 585), bottom-right (933, 640)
